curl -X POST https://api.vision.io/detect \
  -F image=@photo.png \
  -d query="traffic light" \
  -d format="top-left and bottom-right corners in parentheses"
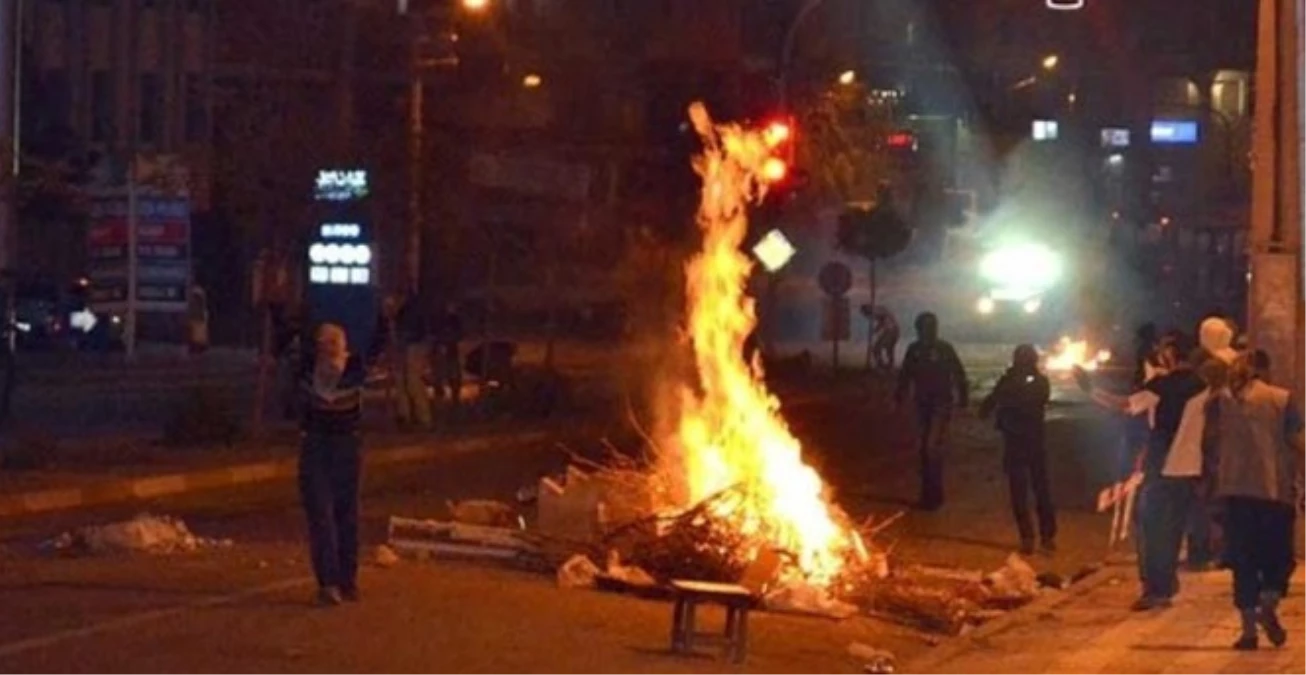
top-left (759, 117), bottom-right (796, 187)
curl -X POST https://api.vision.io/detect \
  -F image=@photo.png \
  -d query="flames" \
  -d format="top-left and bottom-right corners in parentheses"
top-left (1044, 336), bottom-right (1112, 372)
top-left (657, 103), bottom-right (858, 586)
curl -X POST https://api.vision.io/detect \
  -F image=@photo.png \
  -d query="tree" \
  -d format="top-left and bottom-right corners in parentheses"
top-left (794, 82), bottom-right (900, 205)
top-left (836, 185), bottom-right (911, 369)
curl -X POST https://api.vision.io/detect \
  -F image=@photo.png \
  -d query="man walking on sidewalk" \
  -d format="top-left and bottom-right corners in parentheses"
top-left (895, 312), bottom-right (969, 511)
top-left (298, 323), bottom-right (367, 606)
top-left (980, 344), bottom-right (1055, 554)
top-left (1207, 355), bottom-right (1303, 650)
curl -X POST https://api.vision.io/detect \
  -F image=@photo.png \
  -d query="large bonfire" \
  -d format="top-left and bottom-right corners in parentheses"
top-left (651, 103), bottom-right (862, 587)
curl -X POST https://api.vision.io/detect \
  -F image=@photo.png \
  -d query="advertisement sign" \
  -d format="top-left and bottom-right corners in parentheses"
top-left (86, 192), bottom-right (191, 312)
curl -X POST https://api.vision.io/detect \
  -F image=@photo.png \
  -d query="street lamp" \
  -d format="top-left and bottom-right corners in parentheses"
top-left (1042, 54), bottom-right (1059, 71)
top-left (406, 0), bottom-right (492, 294)
top-left (777, 0), bottom-right (828, 109)
top-left (522, 73), bottom-right (542, 88)
top-left (838, 69), bottom-right (856, 86)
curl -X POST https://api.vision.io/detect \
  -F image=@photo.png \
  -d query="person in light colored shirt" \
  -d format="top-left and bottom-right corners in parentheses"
top-left (1207, 355), bottom-right (1304, 650)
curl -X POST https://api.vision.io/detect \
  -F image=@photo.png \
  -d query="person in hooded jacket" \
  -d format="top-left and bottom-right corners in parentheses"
top-left (980, 344), bottom-right (1055, 554)
top-left (895, 312), bottom-right (969, 510)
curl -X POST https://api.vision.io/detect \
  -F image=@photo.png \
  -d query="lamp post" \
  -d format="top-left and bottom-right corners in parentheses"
top-left (777, 0), bottom-right (828, 110)
top-left (405, 0), bottom-right (489, 296)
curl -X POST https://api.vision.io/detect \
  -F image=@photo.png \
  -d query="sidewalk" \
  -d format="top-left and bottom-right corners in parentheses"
top-left (911, 564), bottom-right (1306, 674)
top-left (0, 424), bottom-right (563, 519)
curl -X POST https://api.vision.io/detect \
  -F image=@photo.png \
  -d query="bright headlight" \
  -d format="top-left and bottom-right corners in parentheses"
top-left (979, 243), bottom-right (1063, 292)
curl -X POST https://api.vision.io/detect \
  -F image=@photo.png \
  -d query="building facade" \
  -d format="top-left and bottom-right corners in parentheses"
top-left (18, 0), bottom-right (215, 281)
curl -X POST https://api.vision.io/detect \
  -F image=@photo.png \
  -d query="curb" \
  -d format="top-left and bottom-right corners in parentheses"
top-left (903, 565), bottom-right (1122, 673)
top-left (0, 430), bottom-right (551, 519)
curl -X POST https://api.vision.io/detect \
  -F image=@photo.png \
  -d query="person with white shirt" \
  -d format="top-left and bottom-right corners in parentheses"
top-left (1077, 344), bottom-right (1209, 611)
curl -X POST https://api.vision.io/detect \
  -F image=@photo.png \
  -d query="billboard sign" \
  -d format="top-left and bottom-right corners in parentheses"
top-left (86, 192), bottom-right (191, 312)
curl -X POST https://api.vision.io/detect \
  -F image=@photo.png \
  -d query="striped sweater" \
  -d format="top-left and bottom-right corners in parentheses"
top-left (298, 352), bottom-right (365, 436)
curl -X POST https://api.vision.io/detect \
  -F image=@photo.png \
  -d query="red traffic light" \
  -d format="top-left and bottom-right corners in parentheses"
top-left (763, 120), bottom-right (792, 149)
top-left (761, 157), bottom-right (788, 183)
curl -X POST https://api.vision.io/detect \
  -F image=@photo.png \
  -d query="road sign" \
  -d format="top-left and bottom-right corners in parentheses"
top-left (818, 261), bottom-right (853, 297)
top-left (752, 229), bottom-right (797, 273)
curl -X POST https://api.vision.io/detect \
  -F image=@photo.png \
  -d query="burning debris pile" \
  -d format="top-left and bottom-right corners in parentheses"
top-left (386, 104), bottom-right (1062, 634)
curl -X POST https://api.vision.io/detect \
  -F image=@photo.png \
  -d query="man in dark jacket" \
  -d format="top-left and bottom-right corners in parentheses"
top-left (895, 312), bottom-right (969, 510)
top-left (981, 344), bottom-right (1055, 554)
top-left (298, 323), bottom-right (368, 606)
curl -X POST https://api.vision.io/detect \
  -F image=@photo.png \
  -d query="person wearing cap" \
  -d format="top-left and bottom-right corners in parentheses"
top-left (980, 344), bottom-right (1055, 554)
top-left (298, 323), bottom-right (368, 606)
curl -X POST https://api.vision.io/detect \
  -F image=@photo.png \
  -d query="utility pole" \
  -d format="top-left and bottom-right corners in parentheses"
top-left (0, 0), bottom-right (20, 273)
top-left (407, 7), bottom-right (425, 296)
top-left (1248, 0), bottom-right (1303, 402)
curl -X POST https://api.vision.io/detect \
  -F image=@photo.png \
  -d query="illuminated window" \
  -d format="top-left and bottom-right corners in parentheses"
top-left (309, 266), bottom-right (329, 284)
top-left (329, 267), bottom-right (350, 284)
top-left (349, 268), bottom-right (371, 285)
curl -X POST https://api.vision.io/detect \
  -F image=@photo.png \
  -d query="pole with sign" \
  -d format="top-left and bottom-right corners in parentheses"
top-left (818, 261), bottom-right (852, 371)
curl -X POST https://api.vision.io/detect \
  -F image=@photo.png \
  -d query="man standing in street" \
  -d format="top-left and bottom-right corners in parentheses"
top-left (895, 312), bottom-right (969, 511)
top-left (298, 323), bottom-right (367, 606)
top-left (980, 344), bottom-right (1055, 554)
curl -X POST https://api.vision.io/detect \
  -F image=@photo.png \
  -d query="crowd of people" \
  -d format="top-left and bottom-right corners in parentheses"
top-left (1077, 315), bottom-right (1302, 650)
top-left (891, 308), bottom-right (1301, 651)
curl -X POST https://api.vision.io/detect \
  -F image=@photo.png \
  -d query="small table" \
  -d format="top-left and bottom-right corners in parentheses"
top-left (668, 580), bottom-right (757, 664)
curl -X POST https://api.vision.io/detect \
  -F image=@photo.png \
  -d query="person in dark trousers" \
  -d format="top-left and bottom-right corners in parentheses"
top-left (393, 293), bottom-right (432, 430)
top-left (1207, 355), bottom-right (1303, 650)
top-left (298, 323), bottom-right (368, 606)
top-left (867, 305), bottom-right (900, 371)
top-left (1078, 343), bottom-right (1208, 611)
top-left (431, 301), bottom-right (464, 412)
top-left (895, 312), bottom-right (969, 511)
top-left (980, 344), bottom-right (1055, 554)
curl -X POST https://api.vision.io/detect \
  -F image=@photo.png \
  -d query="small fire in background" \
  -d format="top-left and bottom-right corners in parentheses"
top-left (1044, 336), bottom-right (1112, 372)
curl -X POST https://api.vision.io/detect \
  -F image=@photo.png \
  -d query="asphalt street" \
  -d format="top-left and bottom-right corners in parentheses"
top-left (0, 367), bottom-right (1128, 673)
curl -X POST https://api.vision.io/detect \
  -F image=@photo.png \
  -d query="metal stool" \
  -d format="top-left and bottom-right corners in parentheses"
top-left (668, 580), bottom-right (756, 664)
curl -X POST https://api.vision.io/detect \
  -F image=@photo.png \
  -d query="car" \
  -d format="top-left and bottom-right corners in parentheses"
top-left (1, 277), bottom-right (124, 352)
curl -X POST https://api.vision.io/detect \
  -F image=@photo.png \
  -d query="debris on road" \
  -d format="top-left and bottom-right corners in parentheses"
top-left (984, 554), bottom-right (1040, 606)
top-left (387, 517), bottom-right (540, 561)
top-left (373, 544), bottom-right (400, 568)
top-left (447, 500), bottom-right (519, 528)
top-left (848, 642), bottom-right (897, 674)
top-left (557, 554), bottom-right (601, 589)
top-left (765, 579), bottom-right (859, 620)
top-left (44, 513), bottom-right (232, 555)
top-left (862, 554), bottom-right (1045, 634)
